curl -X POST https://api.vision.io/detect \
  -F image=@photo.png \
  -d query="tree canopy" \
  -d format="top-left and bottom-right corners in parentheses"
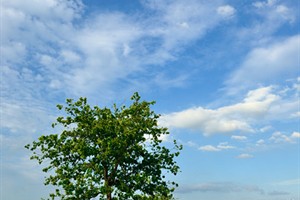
top-left (25, 93), bottom-right (182, 200)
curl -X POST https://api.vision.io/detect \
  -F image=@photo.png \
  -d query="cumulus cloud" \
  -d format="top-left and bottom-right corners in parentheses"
top-left (269, 131), bottom-right (300, 144)
top-left (199, 142), bottom-right (235, 152)
top-left (199, 145), bottom-right (220, 152)
top-left (290, 132), bottom-right (300, 138)
top-left (161, 86), bottom-right (278, 135)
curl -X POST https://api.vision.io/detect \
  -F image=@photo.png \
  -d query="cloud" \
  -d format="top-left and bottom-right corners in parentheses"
top-left (199, 145), bottom-right (220, 152)
top-left (253, 0), bottom-right (295, 23)
top-left (247, 130), bottom-right (299, 152)
top-left (226, 35), bottom-right (300, 93)
top-left (259, 125), bottom-right (272, 132)
top-left (253, 0), bottom-right (276, 8)
top-left (186, 141), bottom-right (198, 148)
top-left (269, 131), bottom-right (295, 143)
top-left (217, 5), bottom-right (236, 17)
top-left (1, 152), bottom-right (53, 200)
top-left (236, 154), bottom-right (254, 159)
top-left (236, 0), bottom-right (296, 46)
top-left (290, 132), bottom-right (300, 138)
top-left (161, 86), bottom-right (278, 135)
top-left (275, 179), bottom-right (300, 186)
top-left (177, 182), bottom-right (264, 194)
top-left (231, 135), bottom-right (247, 141)
top-left (217, 142), bottom-right (235, 150)
top-left (268, 190), bottom-right (290, 196)
top-left (199, 142), bottom-right (235, 152)
top-left (64, 12), bottom-right (143, 95)
top-left (256, 139), bottom-right (265, 146)
top-left (1, 0), bottom-right (238, 100)
top-left (160, 80), bottom-right (299, 153)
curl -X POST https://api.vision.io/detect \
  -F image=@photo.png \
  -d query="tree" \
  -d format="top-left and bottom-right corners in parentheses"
top-left (25, 93), bottom-right (182, 200)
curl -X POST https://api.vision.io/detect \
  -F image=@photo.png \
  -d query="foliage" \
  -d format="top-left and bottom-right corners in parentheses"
top-left (25, 93), bottom-right (182, 200)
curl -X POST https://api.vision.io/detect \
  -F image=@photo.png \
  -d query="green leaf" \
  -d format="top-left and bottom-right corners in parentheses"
top-left (25, 92), bottom-right (181, 200)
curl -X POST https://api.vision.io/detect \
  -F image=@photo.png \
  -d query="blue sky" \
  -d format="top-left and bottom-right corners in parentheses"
top-left (0, 0), bottom-right (299, 199)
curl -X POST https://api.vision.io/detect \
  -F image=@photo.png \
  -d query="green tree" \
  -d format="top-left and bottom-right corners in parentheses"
top-left (25, 93), bottom-right (182, 200)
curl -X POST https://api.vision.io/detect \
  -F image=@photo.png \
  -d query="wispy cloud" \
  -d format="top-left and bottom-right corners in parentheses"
top-left (252, 0), bottom-right (295, 23)
top-left (275, 179), bottom-right (300, 186)
top-left (177, 182), bottom-right (264, 194)
top-left (236, 153), bottom-right (254, 159)
top-left (231, 135), bottom-right (247, 141)
top-left (1, 0), bottom-right (239, 101)
top-left (226, 35), bottom-right (300, 93)
top-left (268, 190), bottom-right (290, 196)
top-left (1, 1), bottom-right (299, 199)
top-left (236, 0), bottom-right (297, 46)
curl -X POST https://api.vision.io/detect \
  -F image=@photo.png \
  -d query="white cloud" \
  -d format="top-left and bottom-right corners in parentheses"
top-left (217, 142), bottom-right (235, 150)
top-left (199, 142), bottom-right (235, 152)
top-left (231, 135), bottom-right (247, 141)
top-left (64, 12), bottom-right (143, 95)
top-left (161, 86), bottom-right (278, 135)
top-left (161, 106), bottom-right (253, 135)
top-left (186, 141), bottom-right (198, 148)
top-left (142, 0), bottom-right (234, 54)
top-left (236, 0), bottom-right (297, 68)
top-left (153, 72), bottom-right (189, 89)
top-left (217, 5), bottom-right (236, 17)
top-left (199, 145), bottom-right (220, 152)
top-left (253, 0), bottom-right (295, 23)
top-left (256, 139), bottom-right (265, 146)
top-left (290, 132), bottom-right (300, 138)
top-left (0, 100), bottom-right (56, 134)
top-left (250, 131), bottom-right (299, 151)
top-left (236, 154), bottom-right (254, 159)
top-left (1, 0), bottom-right (239, 98)
top-left (60, 50), bottom-right (81, 64)
top-left (269, 131), bottom-right (293, 143)
top-left (227, 35), bottom-right (300, 93)
top-left (259, 125), bottom-right (272, 132)
top-left (253, 0), bottom-right (277, 8)
top-left (291, 111), bottom-right (300, 118)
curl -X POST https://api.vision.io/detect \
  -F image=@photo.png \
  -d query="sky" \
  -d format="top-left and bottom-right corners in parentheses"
top-left (0, 0), bottom-right (299, 199)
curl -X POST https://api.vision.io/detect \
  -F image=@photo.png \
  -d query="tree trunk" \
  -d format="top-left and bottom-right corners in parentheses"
top-left (107, 192), bottom-right (112, 200)
top-left (103, 166), bottom-right (112, 200)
